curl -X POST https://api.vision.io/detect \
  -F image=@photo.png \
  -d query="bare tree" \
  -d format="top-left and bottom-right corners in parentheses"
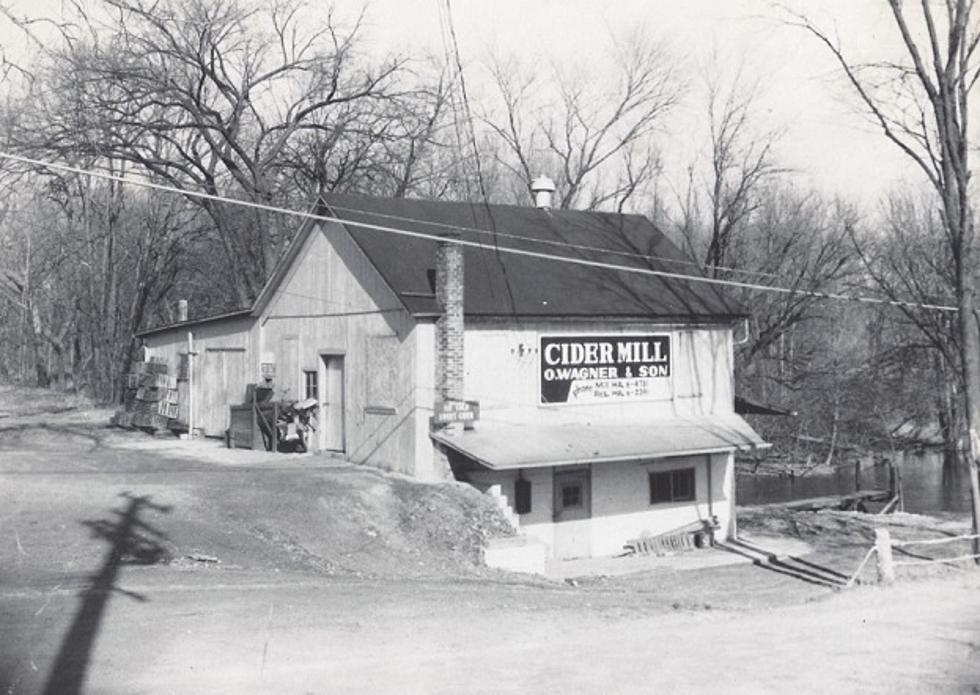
top-left (693, 63), bottom-right (782, 276)
top-left (849, 194), bottom-right (962, 460)
top-left (16, 0), bottom-right (408, 305)
top-left (791, 1), bottom-right (980, 549)
top-left (279, 59), bottom-right (458, 199)
top-left (731, 188), bottom-right (859, 374)
top-left (483, 31), bottom-right (679, 211)
top-left (675, 57), bottom-right (783, 277)
top-left (0, 174), bottom-right (202, 399)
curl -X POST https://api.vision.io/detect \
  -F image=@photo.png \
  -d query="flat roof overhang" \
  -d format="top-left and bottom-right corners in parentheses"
top-left (431, 414), bottom-right (770, 471)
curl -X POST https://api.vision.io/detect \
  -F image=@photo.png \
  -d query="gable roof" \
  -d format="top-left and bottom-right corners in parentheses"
top-left (318, 192), bottom-right (746, 320)
top-left (139, 193), bottom-right (747, 337)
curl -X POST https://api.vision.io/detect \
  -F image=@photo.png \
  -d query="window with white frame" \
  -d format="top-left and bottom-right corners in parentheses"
top-left (303, 370), bottom-right (318, 400)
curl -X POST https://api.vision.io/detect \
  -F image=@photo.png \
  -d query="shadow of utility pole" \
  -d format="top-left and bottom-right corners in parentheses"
top-left (42, 492), bottom-right (172, 695)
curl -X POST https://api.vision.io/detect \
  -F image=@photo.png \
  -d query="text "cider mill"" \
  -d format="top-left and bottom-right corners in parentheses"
top-left (543, 340), bottom-right (668, 368)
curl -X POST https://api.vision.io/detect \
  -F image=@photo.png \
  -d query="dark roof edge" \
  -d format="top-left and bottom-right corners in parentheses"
top-left (735, 395), bottom-right (797, 417)
top-left (248, 198), bottom-right (329, 319)
top-left (418, 312), bottom-right (750, 322)
top-left (136, 309), bottom-right (253, 338)
top-left (318, 197), bottom-right (418, 317)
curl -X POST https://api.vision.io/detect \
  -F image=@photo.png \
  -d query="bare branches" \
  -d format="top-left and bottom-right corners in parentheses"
top-left (698, 61), bottom-right (783, 275)
top-left (785, 9), bottom-right (943, 191)
top-left (790, 1), bottom-right (980, 496)
top-left (13, 0), bottom-right (416, 304)
top-left (484, 31), bottom-right (678, 210)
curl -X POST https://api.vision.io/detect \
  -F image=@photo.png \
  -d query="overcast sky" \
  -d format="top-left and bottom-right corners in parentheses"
top-left (1, 0), bottom-right (928, 207)
top-left (360, 0), bottom-right (925, 204)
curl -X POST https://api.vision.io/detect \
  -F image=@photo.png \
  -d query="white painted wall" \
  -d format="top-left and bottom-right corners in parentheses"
top-left (467, 453), bottom-right (735, 559)
top-left (589, 454), bottom-right (733, 557)
top-left (463, 322), bottom-right (734, 425)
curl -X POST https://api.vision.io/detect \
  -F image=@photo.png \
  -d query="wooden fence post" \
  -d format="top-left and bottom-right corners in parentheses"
top-left (874, 528), bottom-right (895, 585)
top-left (896, 467), bottom-right (904, 513)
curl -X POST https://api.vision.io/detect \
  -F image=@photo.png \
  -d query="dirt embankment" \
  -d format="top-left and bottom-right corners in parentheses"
top-left (0, 383), bottom-right (517, 581)
top-left (214, 466), bottom-right (517, 580)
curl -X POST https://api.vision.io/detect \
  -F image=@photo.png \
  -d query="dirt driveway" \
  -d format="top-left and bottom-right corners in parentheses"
top-left (5, 569), bottom-right (980, 694)
top-left (1, 398), bottom-right (980, 693)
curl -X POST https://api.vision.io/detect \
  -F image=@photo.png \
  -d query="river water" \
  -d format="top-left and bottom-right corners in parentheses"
top-left (736, 450), bottom-right (973, 514)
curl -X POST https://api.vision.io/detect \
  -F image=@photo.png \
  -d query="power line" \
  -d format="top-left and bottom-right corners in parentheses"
top-left (323, 200), bottom-right (782, 280)
top-left (441, 0), bottom-right (520, 317)
top-left (5, 147), bottom-right (775, 280)
top-left (0, 151), bottom-right (959, 313)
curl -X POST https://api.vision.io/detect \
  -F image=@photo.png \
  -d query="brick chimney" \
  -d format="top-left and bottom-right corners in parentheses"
top-left (435, 232), bottom-right (464, 435)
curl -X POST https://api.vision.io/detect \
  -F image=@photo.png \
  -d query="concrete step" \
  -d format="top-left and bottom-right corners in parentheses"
top-left (483, 484), bottom-right (520, 531)
top-left (484, 535), bottom-right (549, 575)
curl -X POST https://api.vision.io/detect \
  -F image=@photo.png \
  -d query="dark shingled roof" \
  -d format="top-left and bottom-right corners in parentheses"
top-left (321, 192), bottom-right (746, 320)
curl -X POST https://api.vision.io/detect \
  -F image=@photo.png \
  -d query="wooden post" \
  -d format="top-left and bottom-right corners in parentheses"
top-left (273, 402), bottom-right (279, 452)
top-left (854, 460), bottom-right (862, 492)
top-left (187, 331), bottom-right (195, 439)
top-left (896, 467), bottom-right (904, 513)
top-left (970, 429), bottom-right (980, 565)
top-left (874, 528), bottom-right (895, 585)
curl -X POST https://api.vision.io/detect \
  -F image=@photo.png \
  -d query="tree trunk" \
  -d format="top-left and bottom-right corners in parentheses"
top-left (936, 350), bottom-right (962, 467)
top-left (957, 275), bottom-right (980, 562)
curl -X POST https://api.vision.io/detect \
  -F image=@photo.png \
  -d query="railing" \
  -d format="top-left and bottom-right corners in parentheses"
top-left (845, 527), bottom-right (980, 587)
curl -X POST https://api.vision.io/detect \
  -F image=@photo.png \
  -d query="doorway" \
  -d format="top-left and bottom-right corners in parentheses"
top-left (552, 466), bottom-right (591, 559)
top-left (318, 354), bottom-right (345, 453)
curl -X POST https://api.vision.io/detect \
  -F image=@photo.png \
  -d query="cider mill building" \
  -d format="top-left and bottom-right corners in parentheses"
top-left (137, 182), bottom-right (767, 560)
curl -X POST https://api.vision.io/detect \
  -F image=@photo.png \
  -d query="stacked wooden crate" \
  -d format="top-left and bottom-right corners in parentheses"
top-left (112, 358), bottom-right (180, 432)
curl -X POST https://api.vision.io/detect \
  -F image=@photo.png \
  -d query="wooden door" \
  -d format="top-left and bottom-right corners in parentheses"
top-left (202, 347), bottom-right (247, 437)
top-left (553, 467), bottom-right (591, 559)
top-left (318, 355), bottom-right (345, 452)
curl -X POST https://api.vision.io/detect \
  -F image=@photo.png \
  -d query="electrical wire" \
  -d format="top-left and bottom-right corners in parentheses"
top-left (323, 200), bottom-right (782, 279)
top-left (441, 0), bottom-right (520, 317)
top-left (0, 151), bottom-right (959, 313)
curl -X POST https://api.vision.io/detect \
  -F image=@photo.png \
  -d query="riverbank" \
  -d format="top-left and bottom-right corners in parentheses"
top-left (737, 447), bottom-right (973, 514)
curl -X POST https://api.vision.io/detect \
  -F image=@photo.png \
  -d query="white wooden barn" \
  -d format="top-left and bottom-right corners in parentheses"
top-left (137, 188), bottom-right (767, 559)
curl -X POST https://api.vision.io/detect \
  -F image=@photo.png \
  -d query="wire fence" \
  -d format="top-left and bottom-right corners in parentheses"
top-left (846, 529), bottom-right (980, 586)
top-left (892, 533), bottom-right (980, 568)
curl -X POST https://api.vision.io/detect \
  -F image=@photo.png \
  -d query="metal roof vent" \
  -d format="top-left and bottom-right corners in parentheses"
top-left (530, 175), bottom-right (556, 209)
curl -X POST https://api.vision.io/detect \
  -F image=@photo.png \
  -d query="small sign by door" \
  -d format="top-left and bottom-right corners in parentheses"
top-left (431, 400), bottom-right (480, 426)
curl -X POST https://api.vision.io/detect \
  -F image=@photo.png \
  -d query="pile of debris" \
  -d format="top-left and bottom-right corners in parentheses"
top-left (111, 357), bottom-right (181, 433)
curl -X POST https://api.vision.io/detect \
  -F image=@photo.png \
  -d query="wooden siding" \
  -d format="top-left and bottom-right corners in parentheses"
top-left (200, 347), bottom-right (249, 435)
top-left (258, 221), bottom-right (435, 477)
top-left (140, 315), bottom-right (257, 437)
